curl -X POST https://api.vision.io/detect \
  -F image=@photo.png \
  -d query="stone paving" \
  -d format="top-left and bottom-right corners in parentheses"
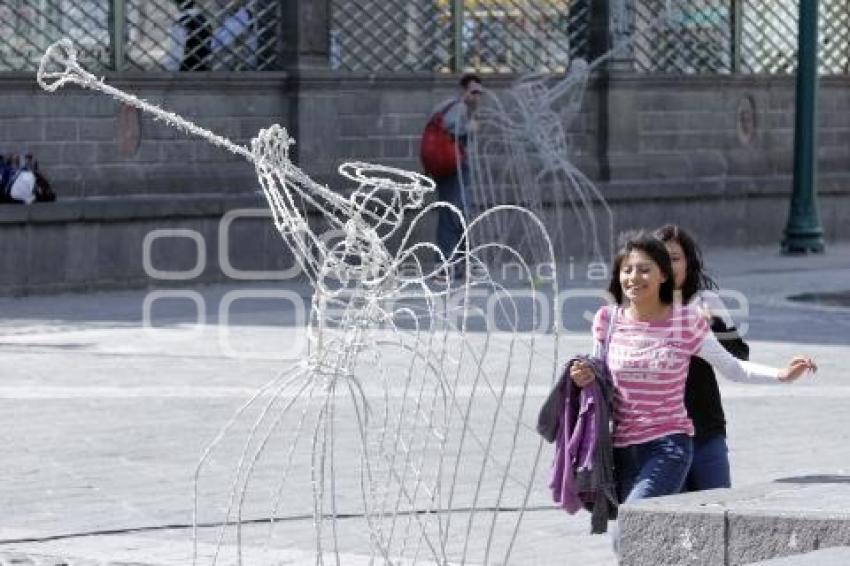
top-left (1, 244), bottom-right (849, 565)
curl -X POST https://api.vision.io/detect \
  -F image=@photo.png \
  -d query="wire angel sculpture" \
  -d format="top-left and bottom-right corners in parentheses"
top-left (464, 2), bottom-right (680, 269)
top-left (39, 40), bottom-right (560, 565)
top-left (465, 58), bottom-right (614, 269)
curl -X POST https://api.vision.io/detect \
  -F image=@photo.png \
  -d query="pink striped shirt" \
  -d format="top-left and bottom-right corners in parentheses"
top-left (592, 304), bottom-right (781, 447)
top-left (593, 305), bottom-right (710, 447)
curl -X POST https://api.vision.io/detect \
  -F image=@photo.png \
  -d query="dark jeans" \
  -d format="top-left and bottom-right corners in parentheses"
top-left (615, 433), bottom-right (693, 504)
top-left (612, 434), bottom-right (693, 554)
top-left (684, 434), bottom-right (731, 492)
top-left (434, 166), bottom-right (469, 272)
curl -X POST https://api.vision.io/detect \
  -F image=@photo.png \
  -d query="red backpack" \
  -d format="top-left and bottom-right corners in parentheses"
top-left (420, 101), bottom-right (463, 178)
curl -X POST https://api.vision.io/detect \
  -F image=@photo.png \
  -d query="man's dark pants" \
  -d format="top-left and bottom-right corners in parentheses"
top-left (435, 165), bottom-right (469, 274)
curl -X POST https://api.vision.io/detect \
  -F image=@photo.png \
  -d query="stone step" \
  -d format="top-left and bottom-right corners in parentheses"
top-left (619, 475), bottom-right (850, 565)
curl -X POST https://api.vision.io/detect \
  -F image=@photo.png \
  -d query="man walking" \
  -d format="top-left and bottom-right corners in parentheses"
top-left (431, 73), bottom-right (482, 281)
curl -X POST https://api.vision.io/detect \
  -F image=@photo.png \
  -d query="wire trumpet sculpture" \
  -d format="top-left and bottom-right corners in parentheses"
top-left (39, 39), bottom-right (559, 565)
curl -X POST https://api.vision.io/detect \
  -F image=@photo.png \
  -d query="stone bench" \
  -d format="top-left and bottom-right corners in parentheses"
top-left (619, 475), bottom-right (850, 565)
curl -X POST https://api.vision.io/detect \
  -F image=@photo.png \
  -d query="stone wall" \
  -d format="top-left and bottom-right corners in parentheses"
top-left (0, 72), bottom-right (289, 197)
top-left (292, 71), bottom-right (850, 254)
top-left (2, 68), bottom-right (850, 294)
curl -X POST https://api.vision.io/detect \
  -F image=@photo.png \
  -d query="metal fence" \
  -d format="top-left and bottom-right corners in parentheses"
top-left (0, 0), bottom-right (281, 72)
top-left (330, 0), bottom-right (590, 73)
top-left (630, 0), bottom-right (850, 74)
top-left (3, 1), bottom-right (850, 75)
top-left (331, 0), bottom-right (850, 75)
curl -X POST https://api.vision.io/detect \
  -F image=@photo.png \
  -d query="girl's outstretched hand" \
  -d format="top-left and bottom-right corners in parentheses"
top-left (778, 357), bottom-right (818, 382)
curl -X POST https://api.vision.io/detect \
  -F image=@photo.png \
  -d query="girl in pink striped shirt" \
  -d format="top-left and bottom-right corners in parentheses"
top-left (570, 232), bottom-right (816, 552)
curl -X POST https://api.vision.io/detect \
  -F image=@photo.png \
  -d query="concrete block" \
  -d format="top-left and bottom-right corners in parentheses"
top-left (159, 141), bottom-right (196, 163)
top-left (762, 111), bottom-right (794, 130)
top-left (233, 94), bottom-right (286, 117)
top-left (96, 223), bottom-right (134, 282)
top-left (0, 118), bottom-right (44, 142)
top-left (620, 504), bottom-right (726, 566)
top-left (337, 92), bottom-right (381, 116)
top-left (46, 119), bottom-right (79, 142)
top-left (0, 224), bottom-right (28, 290)
top-left (381, 137), bottom-right (412, 158)
top-left (640, 153), bottom-right (693, 179)
top-left (381, 91), bottom-right (434, 114)
top-left (0, 95), bottom-right (41, 117)
top-left (728, 512), bottom-right (850, 565)
top-left (79, 118), bottom-right (116, 142)
top-left (638, 111), bottom-right (683, 132)
top-left (750, 547), bottom-right (850, 565)
top-left (64, 222), bottom-right (99, 284)
top-left (238, 117), bottom-right (276, 140)
top-left (220, 214), bottom-right (268, 274)
top-left (61, 142), bottom-right (99, 165)
top-left (605, 152), bottom-right (647, 180)
top-left (688, 151), bottom-right (728, 178)
top-left (621, 476), bottom-right (850, 566)
top-left (607, 87), bottom-right (640, 152)
top-left (340, 116), bottom-right (378, 139)
top-left (338, 139), bottom-right (381, 161)
top-left (142, 118), bottom-right (180, 140)
top-left (24, 143), bottom-right (63, 167)
top-left (25, 223), bottom-right (67, 286)
top-left (685, 110), bottom-right (733, 132)
top-left (132, 140), bottom-right (162, 163)
top-left (639, 132), bottom-right (679, 152)
top-left (725, 149), bottom-right (772, 176)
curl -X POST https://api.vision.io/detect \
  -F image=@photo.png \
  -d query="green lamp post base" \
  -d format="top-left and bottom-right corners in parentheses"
top-left (782, 228), bottom-right (825, 254)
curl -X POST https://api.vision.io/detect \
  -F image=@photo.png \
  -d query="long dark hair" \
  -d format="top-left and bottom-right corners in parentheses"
top-left (608, 231), bottom-right (676, 305)
top-left (654, 224), bottom-right (717, 303)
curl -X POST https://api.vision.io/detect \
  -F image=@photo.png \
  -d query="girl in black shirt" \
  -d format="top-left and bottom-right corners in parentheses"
top-left (655, 224), bottom-right (749, 491)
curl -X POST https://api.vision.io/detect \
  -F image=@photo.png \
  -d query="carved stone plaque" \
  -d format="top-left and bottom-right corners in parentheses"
top-left (117, 103), bottom-right (141, 157)
top-left (736, 95), bottom-right (757, 146)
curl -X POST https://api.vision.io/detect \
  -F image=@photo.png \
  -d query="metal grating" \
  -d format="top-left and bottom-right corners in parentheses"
top-left (124, 0), bottom-right (281, 71)
top-left (632, 0), bottom-right (732, 73)
top-left (0, 0), bottom-right (111, 72)
top-left (632, 0), bottom-right (850, 75)
top-left (0, 0), bottom-right (281, 72)
top-left (4, 1), bottom-right (850, 75)
top-left (330, 0), bottom-right (591, 73)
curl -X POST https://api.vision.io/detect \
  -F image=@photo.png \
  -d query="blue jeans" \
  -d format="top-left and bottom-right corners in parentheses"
top-left (683, 434), bottom-right (731, 492)
top-left (612, 434), bottom-right (693, 554)
top-left (615, 434), bottom-right (693, 504)
top-left (435, 166), bottom-right (469, 272)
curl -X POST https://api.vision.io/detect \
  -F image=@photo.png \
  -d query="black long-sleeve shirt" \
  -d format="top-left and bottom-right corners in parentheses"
top-left (685, 311), bottom-right (750, 440)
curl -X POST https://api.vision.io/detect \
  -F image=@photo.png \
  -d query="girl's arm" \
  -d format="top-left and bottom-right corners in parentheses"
top-left (697, 333), bottom-right (816, 384)
top-left (696, 334), bottom-right (777, 384)
top-left (572, 307), bottom-right (609, 388)
top-left (697, 290), bottom-right (749, 360)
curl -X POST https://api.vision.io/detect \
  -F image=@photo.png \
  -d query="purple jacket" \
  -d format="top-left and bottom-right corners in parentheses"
top-left (548, 355), bottom-right (617, 533)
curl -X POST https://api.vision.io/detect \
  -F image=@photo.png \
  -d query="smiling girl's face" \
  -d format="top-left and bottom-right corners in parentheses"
top-left (619, 249), bottom-right (667, 305)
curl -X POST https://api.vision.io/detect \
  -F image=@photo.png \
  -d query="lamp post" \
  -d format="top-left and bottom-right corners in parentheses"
top-left (782, 0), bottom-right (825, 254)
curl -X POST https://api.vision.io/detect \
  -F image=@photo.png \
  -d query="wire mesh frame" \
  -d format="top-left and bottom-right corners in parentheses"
top-left (0, 0), bottom-right (282, 72)
top-left (329, 0), bottom-right (592, 74)
top-left (631, 0), bottom-right (850, 75)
